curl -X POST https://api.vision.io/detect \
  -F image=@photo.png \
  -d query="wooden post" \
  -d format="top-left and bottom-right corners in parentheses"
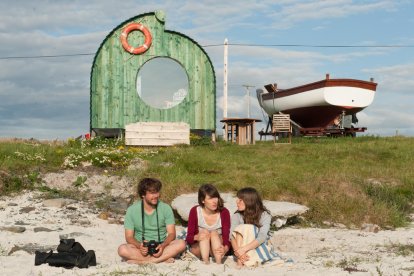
top-left (252, 121), bottom-right (256, 145)
top-left (223, 38), bottom-right (228, 141)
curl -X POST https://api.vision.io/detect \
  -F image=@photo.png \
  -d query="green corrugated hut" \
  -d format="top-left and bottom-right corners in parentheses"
top-left (90, 11), bottom-right (216, 137)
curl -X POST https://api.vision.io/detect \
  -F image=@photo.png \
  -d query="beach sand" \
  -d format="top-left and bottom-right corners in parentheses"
top-left (1, 191), bottom-right (413, 276)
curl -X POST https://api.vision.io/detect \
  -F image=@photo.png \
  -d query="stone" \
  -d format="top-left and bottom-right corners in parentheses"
top-left (171, 193), bottom-right (309, 222)
top-left (8, 243), bottom-right (56, 255)
top-left (361, 223), bottom-right (380, 233)
top-left (59, 232), bottom-right (90, 239)
top-left (108, 198), bottom-right (129, 214)
top-left (273, 218), bottom-right (287, 228)
top-left (43, 198), bottom-right (67, 208)
top-left (19, 206), bottom-right (36, 213)
top-left (42, 198), bottom-right (75, 208)
top-left (333, 223), bottom-right (347, 229)
top-left (98, 212), bottom-right (110, 220)
top-left (127, 157), bottom-right (147, 171)
top-left (33, 227), bottom-right (55, 232)
top-left (1, 226), bottom-right (26, 233)
top-left (15, 221), bottom-right (31, 226)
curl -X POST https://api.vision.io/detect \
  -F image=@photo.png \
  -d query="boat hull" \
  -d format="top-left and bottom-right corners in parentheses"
top-left (259, 79), bottom-right (377, 128)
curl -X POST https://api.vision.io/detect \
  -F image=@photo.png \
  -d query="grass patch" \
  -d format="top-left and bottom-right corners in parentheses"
top-left (1, 136), bottom-right (414, 228)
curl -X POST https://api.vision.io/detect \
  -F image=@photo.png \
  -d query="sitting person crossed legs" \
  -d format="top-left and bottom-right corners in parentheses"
top-left (186, 184), bottom-right (231, 264)
top-left (118, 178), bottom-right (186, 264)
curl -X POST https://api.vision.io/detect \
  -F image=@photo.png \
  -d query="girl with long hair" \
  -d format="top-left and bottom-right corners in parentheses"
top-left (186, 184), bottom-right (231, 264)
top-left (230, 187), bottom-right (276, 267)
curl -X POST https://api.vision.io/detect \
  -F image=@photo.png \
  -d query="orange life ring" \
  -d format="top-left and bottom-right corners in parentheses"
top-left (120, 23), bottom-right (152, 55)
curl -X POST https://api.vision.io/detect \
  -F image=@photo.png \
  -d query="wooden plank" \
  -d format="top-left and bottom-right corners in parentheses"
top-left (125, 122), bottom-right (190, 146)
top-left (125, 132), bottom-right (189, 139)
top-left (126, 122), bottom-right (190, 132)
top-left (126, 139), bottom-right (188, 146)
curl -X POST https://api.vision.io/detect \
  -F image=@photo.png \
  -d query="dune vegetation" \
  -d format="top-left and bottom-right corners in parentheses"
top-left (1, 135), bottom-right (413, 229)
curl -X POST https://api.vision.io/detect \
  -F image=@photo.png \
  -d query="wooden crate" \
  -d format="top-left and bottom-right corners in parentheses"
top-left (125, 122), bottom-right (190, 146)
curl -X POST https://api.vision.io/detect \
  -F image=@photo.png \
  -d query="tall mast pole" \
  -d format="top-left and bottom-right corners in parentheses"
top-left (243, 84), bottom-right (254, 118)
top-left (223, 38), bottom-right (228, 119)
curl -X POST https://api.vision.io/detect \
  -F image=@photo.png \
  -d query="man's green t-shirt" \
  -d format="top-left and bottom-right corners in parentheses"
top-left (124, 200), bottom-right (175, 242)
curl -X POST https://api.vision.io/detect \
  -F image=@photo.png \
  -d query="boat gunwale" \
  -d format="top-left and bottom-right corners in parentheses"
top-left (262, 79), bottom-right (377, 101)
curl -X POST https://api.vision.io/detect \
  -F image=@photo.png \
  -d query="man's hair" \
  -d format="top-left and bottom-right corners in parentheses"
top-left (137, 178), bottom-right (162, 198)
top-left (198, 183), bottom-right (224, 211)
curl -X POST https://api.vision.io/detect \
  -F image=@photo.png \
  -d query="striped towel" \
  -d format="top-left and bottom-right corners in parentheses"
top-left (232, 224), bottom-right (288, 267)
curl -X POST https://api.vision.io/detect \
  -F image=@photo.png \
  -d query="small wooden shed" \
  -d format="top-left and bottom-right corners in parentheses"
top-left (90, 11), bottom-right (216, 137)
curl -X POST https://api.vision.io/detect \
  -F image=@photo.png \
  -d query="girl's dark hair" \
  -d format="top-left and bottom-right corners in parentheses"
top-left (198, 183), bottom-right (224, 211)
top-left (236, 187), bottom-right (269, 227)
top-left (137, 178), bottom-right (162, 198)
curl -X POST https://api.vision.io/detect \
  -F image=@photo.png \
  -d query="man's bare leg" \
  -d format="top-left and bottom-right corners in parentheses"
top-left (118, 244), bottom-right (151, 263)
top-left (120, 240), bottom-right (185, 264)
top-left (150, 239), bottom-right (186, 263)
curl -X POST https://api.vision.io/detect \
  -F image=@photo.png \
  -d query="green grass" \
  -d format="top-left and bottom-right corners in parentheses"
top-left (1, 136), bottom-right (414, 228)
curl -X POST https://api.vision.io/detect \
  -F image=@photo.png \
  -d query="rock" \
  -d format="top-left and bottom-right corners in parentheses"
top-left (43, 198), bottom-right (75, 208)
top-left (73, 219), bottom-right (91, 226)
top-left (43, 198), bottom-right (67, 208)
top-left (263, 200), bottom-right (309, 218)
top-left (333, 223), bottom-right (347, 229)
top-left (171, 193), bottom-right (309, 222)
top-left (59, 232), bottom-right (90, 239)
top-left (7, 203), bottom-right (18, 206)
top-left (33, 227), bottom-right (55, 232)
top-left (273, 218), bottom-right (287, 228)
top-left (19, 206), bottom-right (36, 213)
top-left (15, 221), bottom-right (31, 226)
top-left (81, 161), bottom-right (92, 167)
top-left (8, 243), bottom-right (56, 255)
top-left (322, 221), bottom-right (332, 227)
top-left (127, 157), bottom-right (147, 171)
top-left (108, 198), bottom-right (129, 214)
top-left (160, 162), bottom-right (173, 167)
top-left (361, 223), bottom-right (380, 233)
top-left (108, 218), bottom-right (122, 224)
top-left (42, 170), bottom-right (134, 199)
top-left (1, 226), bottom-right (26, 233)
top-left (98, 212), bottom-right (110, 220)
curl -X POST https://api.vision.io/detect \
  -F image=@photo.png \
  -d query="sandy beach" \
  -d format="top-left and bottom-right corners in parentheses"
top-left (1, 190), bottom-right (413, 276)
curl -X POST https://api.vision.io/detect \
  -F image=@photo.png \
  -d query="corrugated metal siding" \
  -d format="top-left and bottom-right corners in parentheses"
top-left (90, 12), bottom-right (216, 131)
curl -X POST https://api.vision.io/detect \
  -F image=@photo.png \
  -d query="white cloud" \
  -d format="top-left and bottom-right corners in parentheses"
top-left (0, 0), bottom-right (413, 139)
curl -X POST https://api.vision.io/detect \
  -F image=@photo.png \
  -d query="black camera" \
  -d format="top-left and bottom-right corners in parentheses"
top-left (143, 240), bottom-right (159, 255)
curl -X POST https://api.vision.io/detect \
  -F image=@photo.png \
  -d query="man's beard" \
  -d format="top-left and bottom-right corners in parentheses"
top-left (144, 197), bottom-right (158, 208)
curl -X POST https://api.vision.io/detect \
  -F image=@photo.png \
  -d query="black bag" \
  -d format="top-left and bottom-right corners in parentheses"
top-left (35, 239), bottom-right (96, 269)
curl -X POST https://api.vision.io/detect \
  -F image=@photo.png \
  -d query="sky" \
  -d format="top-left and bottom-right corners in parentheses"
top-left (0, 0), bottom-right (413, 140)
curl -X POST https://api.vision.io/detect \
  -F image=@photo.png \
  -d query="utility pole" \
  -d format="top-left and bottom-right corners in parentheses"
top-left (223, 38), bottom-right (228, 141)
top-left (242, 84), bottom-right (254, 118)
top-left (223, 38), bottom-right (228, 119)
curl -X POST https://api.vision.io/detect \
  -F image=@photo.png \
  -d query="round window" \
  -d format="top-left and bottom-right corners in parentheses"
top-left (136, 57), bottom-right (188, 109)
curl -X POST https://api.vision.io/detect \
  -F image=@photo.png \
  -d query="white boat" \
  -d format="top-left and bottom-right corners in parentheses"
top-left (256, 74), bottom-right (377, 128)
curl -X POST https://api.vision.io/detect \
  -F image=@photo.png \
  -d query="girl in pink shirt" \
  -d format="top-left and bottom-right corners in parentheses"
top-left (185, 184), bottom-right (231, 264)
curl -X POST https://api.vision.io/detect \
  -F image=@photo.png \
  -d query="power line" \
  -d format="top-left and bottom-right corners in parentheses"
top-left (0, 53), bottom-right (96, 60)
top-left (202, 43), bottom-right (414, 48)
top-left (1, 43), bottom-right (414, 60)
